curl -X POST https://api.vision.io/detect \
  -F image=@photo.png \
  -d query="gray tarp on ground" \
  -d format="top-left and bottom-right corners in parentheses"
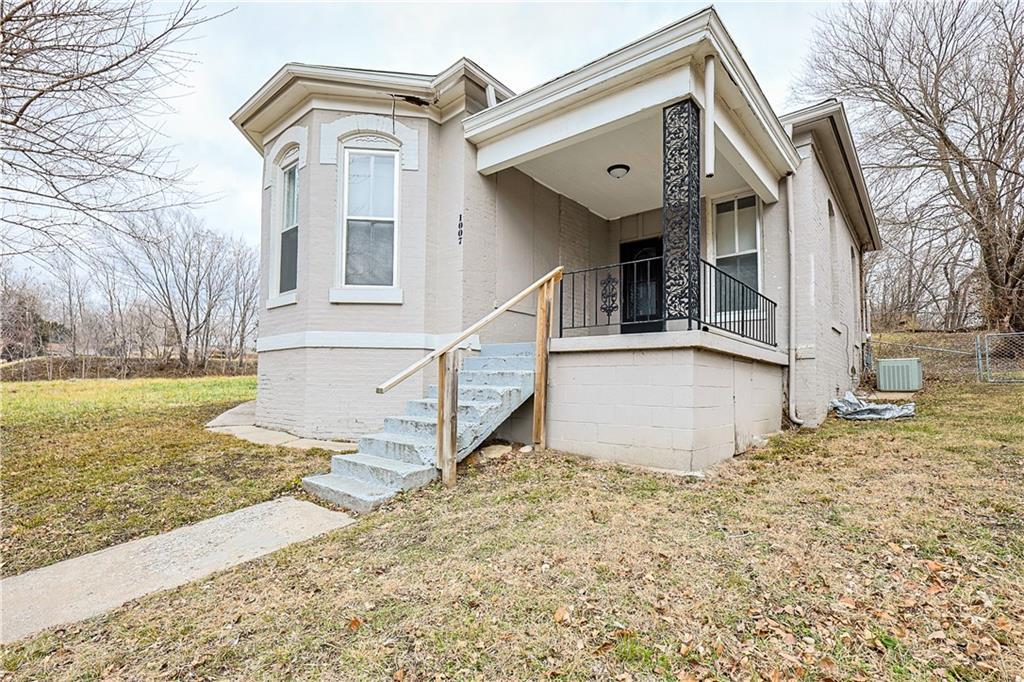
top-left (829, 391), bottom-right (916, 420)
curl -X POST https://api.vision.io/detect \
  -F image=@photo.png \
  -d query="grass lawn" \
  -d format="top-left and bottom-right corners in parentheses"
top-left (1, 376), bottom-right (330, 577)
top-left (3, 383), bottom-right (1023, 680)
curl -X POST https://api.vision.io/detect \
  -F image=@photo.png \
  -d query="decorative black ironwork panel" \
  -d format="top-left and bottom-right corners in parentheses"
top-left (662, 98), bottom-right (701, 322)
top-left (599, 272), bottom-right (619, 323)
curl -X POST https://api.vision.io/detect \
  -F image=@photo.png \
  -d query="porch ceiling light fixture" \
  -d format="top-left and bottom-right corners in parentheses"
top-left (606, 163), bottom-right (630, 179)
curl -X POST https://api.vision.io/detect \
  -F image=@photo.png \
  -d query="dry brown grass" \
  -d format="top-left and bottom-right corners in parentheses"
top-left (3, 383), bottom-right (1022, 680)
top-left (1, 377), bottom-right (329, 577)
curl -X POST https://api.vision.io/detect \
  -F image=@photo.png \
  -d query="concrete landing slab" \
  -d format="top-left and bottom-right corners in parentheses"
top-left (205, 402), bottom-right (356, 452)
top-left (0, 497), bottom-right (353, 644)
top-left (208, 424), bottom-right (296, 445)
top-left (205, 400), bottom-right (256, 427)
top-left (859, 390), bottom-right (917, 401)
top-left (287, 438), bottom-right (359, 453)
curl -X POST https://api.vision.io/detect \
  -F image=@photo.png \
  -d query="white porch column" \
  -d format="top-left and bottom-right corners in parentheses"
top-left (703, 55), bottom-right (716, 178)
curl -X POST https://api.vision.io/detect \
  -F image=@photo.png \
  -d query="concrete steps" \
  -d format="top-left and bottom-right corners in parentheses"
top-left (302, 343), bottom-right (534, 512)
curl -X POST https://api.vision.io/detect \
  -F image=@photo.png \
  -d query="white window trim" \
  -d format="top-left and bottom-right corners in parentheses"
top-left (709, 193), bottom-right (764, 321)
top-left (335, 143), bottom-right (402, 304)
top-left (268, 147), bottom-right (300, 308)
top-left (267, 291), bottom-right (298, 309)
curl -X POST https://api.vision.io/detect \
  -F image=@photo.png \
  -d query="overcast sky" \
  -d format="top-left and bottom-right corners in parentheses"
top-left (164, 1), bottom-right (826, 244)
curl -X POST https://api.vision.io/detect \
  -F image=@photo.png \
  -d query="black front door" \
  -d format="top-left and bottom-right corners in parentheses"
top-left (619, 237), bottom-right (665, 334)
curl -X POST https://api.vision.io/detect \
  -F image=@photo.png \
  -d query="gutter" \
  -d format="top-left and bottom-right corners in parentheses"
top-left (785, 172), bottom-right (804, 426)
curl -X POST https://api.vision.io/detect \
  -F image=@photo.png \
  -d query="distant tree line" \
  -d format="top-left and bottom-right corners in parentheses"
top-left (1, 210), bottom-right (259, 373)
top-left (1, 0), bottom-right (257, 373)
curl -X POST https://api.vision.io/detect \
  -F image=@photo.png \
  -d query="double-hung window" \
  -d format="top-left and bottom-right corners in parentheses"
top-left (278, 163), bottom-right (299, 294)
top-left (343, 149), bottom-right (398, 287)
top-left (713, 195), bottom-right (759, 313)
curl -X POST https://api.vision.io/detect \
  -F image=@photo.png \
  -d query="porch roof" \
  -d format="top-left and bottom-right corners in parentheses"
top-left (463, 7), bottom-right (801, 197)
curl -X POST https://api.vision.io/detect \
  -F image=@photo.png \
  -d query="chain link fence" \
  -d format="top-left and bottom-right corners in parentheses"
top-left (982, 333), bottom-right (1024, 383)
top-left (866, 331), bottom-right (1024, 384)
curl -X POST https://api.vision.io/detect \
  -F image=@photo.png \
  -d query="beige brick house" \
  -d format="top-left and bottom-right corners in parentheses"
top-left (231, 7), bottom-right (879, 507)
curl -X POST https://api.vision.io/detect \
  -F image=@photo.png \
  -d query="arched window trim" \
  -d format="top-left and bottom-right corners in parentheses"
top-left (319, 114), bottom-right (418, 170)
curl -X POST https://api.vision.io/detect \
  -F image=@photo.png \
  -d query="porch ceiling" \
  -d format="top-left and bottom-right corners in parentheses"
top-left (516, 113), bottom-right (749, 220)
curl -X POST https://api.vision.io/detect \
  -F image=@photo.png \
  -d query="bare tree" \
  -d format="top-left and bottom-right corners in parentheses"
top-left (115, 209), bottom-right (233, 368)
top-left (0, 0), bottom-right (215, 257)
top-left (801, 0), bottom-right (1024, 330)
top-left (0, 261), bottom-right (44, 363)
top-left (50, 252), bottom-right (90, 357)
top-left (223, 237), bottom-right (259, 366)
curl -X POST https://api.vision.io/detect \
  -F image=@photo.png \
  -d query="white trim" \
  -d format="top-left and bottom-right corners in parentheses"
top-left (257, 331), bottom-right (481, 353)
top-left (320, 114), bottom-right (419, 170)
top-left (263, 126), bottom-right (307, 188)
top-left (268, 146), bottom-right (303, 299)
top-left (338, 146), bottom-right (401, 291)
top-left (266, 291), bottom-right (298, 309)
top-left (463, 7), bottom-right (798, 173)
top-left (551, 329), bottom-right (787, 366)
top-left (231, 58), bottom-right (514, 150)
top-left (329, 287), bottom-right (403, 304)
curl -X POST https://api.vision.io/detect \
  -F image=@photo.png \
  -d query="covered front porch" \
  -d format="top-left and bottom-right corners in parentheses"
top-left (464, 20), bottom-right (797, 352)
top-left (465, 20), bottom-right (800, 468)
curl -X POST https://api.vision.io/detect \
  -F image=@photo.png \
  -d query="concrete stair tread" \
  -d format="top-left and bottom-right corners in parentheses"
top-left (408, 397), bottom-right (501, 408)
top-left (480, 342), bottom-right (535, 356)
top-left (461, 369), bottom-right (532, 376)
top-left (332, 452), bottom-right (433, 475)
top-left (390, 414), bottom-right (484, 427)
top-left (360, 432), bottom-right (434, 448)
top-left (428, 384), bottom-right (526, 395)
top-left (301, 473), bottom-right (396, 513)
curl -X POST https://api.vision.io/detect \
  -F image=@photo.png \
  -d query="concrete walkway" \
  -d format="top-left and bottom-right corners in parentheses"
top-left (0, 497), bottom-right (353, 643)
top-left (206, 401), bottom-right (357, 452)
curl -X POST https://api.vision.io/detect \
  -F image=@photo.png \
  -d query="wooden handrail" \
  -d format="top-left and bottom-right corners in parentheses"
top-left (376, 265), bottom-right (565, 394)
top-left (375, 264), bottom-right (563, 489)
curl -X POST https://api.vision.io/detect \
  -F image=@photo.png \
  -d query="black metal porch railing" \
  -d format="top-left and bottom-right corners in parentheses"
top-left (558, 256), bottom-right (777, 346)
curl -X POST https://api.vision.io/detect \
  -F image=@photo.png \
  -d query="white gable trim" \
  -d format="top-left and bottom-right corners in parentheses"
top-left (262, 126), bottom-right (307, 189)
top-left (319, 114), bottom-right (419, 170)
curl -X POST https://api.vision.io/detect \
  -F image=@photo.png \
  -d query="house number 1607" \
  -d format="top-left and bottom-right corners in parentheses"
top-left (457, 213), bottom-right (463, 245)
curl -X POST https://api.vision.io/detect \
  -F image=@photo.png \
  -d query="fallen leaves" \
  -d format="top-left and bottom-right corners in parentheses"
top-left (4, 383), bottom-right (1023, 680)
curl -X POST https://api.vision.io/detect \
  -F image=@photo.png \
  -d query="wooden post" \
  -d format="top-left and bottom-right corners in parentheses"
top-left (533, 279), bottom-right (553, 448)
top-left (437, 349), bottom-right (459, 487)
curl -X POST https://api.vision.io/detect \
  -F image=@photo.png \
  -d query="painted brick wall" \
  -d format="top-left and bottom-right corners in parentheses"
top-left (256, 346), bottom-right (428, 440)
top-left (790, 142), bottom-right (864, 425)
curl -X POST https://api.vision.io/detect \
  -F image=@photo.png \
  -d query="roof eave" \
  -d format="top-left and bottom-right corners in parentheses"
top-left (463, 6), bottom-right (800, 175)
top-left (782, 101), bottom-right (881, 250)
